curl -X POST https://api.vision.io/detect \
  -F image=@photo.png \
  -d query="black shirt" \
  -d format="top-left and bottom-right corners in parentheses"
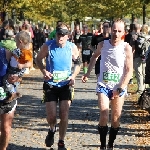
top-left (91, 33), bottom-right (111, 75)
top-left (124, 33), bottom-right (132, 46)
top-left (73, 30), bottom-right (81, 44)
top-left (79, 33), bottom-right (93, 51)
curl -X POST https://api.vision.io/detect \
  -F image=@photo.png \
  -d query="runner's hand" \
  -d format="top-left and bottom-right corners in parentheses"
top-left (82, 73), bottom-right (89, 83)
top-left (17, 63), bottom-right (23, 69)
top-left (43, 70), bottom-right (53, 80)
top-left (67, 76), bottom-right (75, 87)
top-left (7, 74), bottom-right (21, 84)
top-left (111, 90), bottom-right (120, 99)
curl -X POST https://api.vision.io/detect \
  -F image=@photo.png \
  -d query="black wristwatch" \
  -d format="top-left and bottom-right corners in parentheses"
top-left (116, 88), bottom-right (124, 94)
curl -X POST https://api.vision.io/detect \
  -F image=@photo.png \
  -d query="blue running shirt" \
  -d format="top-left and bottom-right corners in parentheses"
top-left (45, 40), bottom-right (75, 87)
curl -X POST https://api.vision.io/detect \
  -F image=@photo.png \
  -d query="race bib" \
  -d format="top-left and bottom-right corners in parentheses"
top-left (76, 34), bottom-right (80, 40)
top-left (53, 71), bottom-right (68, 82)
top-left (0, 87), bottom-right (7, 101)
top-left (83, 50), bottom-right (90, 55)
top-left (103, 72), bottom-right (120, 83)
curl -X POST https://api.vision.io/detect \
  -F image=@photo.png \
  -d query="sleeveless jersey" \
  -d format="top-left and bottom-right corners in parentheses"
top-left (98, 40), bottom-right (127, 90)
top-left (0, 48), bottom-right (8, 86)
top-left (45, 40), bottom-right (74, 87)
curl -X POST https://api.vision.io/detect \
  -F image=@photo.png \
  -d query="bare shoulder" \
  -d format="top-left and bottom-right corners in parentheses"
top-left (125, 42), bottom-right (132, 52)
top-left (125, 42), bottom-right (133, 58)
top-left (97, 41), bottom-right (104, 49)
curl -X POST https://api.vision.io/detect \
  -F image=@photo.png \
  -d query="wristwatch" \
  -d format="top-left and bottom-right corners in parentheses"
top-left (116, 88), bottom-right (124, 94)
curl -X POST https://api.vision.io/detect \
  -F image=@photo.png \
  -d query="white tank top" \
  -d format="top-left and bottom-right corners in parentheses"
top-left (98, 40), bottom-right (127, 90)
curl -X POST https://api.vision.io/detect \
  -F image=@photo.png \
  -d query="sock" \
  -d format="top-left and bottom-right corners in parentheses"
top-left (98, 124), bottom-right (108, 148)
top-left (83, 67), bottom-right (88, 74)
top-left (108, 126), bottom-right (119, 147)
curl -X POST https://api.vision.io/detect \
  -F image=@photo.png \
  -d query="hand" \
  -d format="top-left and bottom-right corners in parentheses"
top-left (111, 90), bottom-right (120, 99)
top-left (81, 73), bottom-right (89, 83)
top-left (7, 74), bottom-right (22, 84)
top-left (17, 63), bottom-right (23, 69)
top-left (68, 77), bottom-right (75, 87)
top-left (43, 70), bottom-right (53, 81)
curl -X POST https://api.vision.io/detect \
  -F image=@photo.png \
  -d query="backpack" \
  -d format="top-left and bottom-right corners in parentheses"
top-left (134, 33), bottom-right (147, 57)
top-left (138, 89), bottom-right (150, 114)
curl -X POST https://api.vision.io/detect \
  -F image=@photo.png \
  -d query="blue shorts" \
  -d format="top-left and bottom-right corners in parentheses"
top-left (96, 85), bottom-right (126, 100)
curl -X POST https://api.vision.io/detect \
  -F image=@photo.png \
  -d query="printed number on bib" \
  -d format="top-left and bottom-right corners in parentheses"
top-left (53, 71), bottom-right (68, 82)
top-left (83, 50), bottom-right (90, 55)
top-left (103, 72), bottom-right (120, 83)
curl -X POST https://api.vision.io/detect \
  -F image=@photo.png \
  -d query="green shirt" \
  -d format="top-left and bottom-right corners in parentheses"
top-left (48, 30), bottom-right (56, 39)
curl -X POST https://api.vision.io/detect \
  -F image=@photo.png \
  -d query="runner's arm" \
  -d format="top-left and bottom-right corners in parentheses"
top-left (86, 41), bottom-right (103, 77)
top-left (119, 43), bottom-right (133, 89)
top-left (72, 44), bottom-right (81, 79)
top-left (36, 43), bottom-right (48, 75)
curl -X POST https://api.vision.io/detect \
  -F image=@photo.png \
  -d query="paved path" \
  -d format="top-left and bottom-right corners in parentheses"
top-left (7, 69), bottom-right (150, 150)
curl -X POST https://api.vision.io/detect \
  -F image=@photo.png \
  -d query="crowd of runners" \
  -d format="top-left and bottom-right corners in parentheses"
top-left (0, 18), bottom-right (149, 150)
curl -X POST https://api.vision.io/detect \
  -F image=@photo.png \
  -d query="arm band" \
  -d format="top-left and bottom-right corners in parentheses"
top-left (72, 56), bottom-right (81, 65)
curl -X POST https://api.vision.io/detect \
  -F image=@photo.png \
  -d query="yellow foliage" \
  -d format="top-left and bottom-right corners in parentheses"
top-left (0, 0), bottom-right (149, 24)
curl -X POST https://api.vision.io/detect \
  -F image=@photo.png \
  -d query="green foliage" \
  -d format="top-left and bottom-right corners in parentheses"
top-left (0, 0), bottom-right (150, 25)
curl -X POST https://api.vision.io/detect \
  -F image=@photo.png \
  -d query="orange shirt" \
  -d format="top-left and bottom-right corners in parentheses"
top-left (17, 49), bottom-right (32, 64)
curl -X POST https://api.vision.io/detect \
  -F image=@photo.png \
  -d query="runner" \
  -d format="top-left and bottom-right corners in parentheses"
top-left (0, 33), bottom-right (23, 150)
top-left (82, 19), bottom-right (133, 149)
top-left (72, 24), bottom-right (82, 50)
top-left (78, 25), bottom-right (93, 74)
top-left (36, 22), bottom-right (81, 149)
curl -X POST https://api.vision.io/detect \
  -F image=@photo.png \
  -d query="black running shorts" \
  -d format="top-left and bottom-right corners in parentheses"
top-left (43, 82), bottom-right (73, 102)
top-left (0, 100), bottom-right (17, 114)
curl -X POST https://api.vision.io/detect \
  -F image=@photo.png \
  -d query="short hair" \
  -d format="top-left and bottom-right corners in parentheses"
top-left (56, 22), bottom-right (69, 30)
top-left (112, 19), bottom-right (125, 29)
top-left (112, 19), bottom-right (125, 25)
top-left (103, 21), bottom-right (111, 27)
top-left (15, 31), bottom-right (30, 45)
top-left (57, 20), bottom-right (62, 26)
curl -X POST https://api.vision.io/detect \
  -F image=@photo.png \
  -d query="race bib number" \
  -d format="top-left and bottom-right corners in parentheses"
top-left (103, 72), bottom-right (120, 83)
top-left (76, 34), bottom-right (80, 40)
top-left (53, 71), bottom-right (68, 82)
top-left (83, 50), bottom-right (90, 55)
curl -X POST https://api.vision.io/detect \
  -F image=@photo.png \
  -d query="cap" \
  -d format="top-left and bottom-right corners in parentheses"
top-left (56, 27), bottom-right (69, 35)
